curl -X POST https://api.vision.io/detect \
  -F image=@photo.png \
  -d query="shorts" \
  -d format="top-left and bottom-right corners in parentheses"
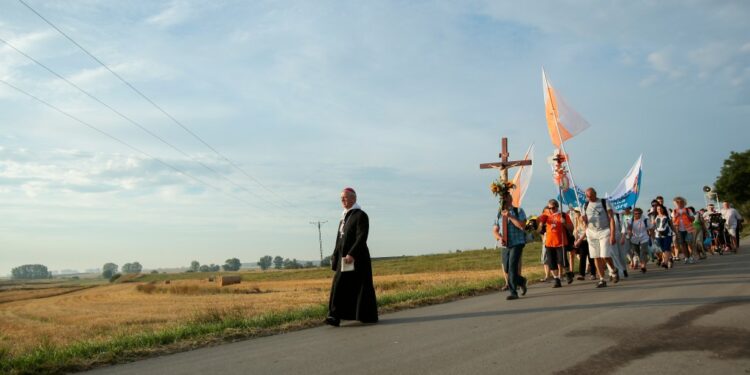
top-left (656, 236), bottom-right (672, 252)
top-left (727, 227), bottom-right (737, 238)
top-left (630, 242), bottom-right (649, 264)
top-left (676, 231), bottom-right (693, 245)
top-left (545, 247), bottom-right (566, 269)
top-left (586, 228), bottom-right (612, 258)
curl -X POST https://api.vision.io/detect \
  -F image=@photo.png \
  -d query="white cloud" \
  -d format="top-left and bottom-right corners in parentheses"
top-left (646, 50), bottom-right (684, 79)
top-left (0, 148), bottom-right (235, 199)
top-left (146, 1), bottom-right (194, 28)
top-left (688, 43), bottom-right (734, 74)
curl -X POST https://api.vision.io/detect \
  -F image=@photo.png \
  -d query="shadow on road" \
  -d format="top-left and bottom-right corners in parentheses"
top-left (374, 296), bottom-right (750, 326)
top-left (557, 299), bottom-right (750, 374)
top-left (376, 251), bottom-right (750, 326)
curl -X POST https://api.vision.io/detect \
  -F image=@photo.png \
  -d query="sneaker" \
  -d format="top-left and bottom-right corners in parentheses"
top-left (668, 260), bottom-right (673, 269)
top-left (613, 270), bottom-right (620, 283)
top-left (623, 270), bottom-right (629, 278)
top-left (566, 272), bottom-right (574, 284)
top-left (589, 275), bottom-right (597, 280)
top-left (596, 281), bottom-right (607, 288)
top-left (506, 294), bottom-right (519, 300)
top-left (553, 278), bottom-right (562, 288)
top-left (641, 268), bottom-right (647, 273)
top-left (576, 275), bottom-right (585, 281)
top-left (683, 258), bottom-right (689, 264)
top-left (519, 277), bottom-right (528, 296)
top-left (688, 257), bottom-right (695, 264)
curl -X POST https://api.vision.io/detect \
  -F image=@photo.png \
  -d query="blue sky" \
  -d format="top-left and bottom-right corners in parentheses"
top-left (1, 1), bottom-right (748, 274)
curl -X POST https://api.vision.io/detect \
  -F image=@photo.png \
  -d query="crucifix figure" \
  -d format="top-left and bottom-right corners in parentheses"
top-left (480, 137), bottom-right (532, 246)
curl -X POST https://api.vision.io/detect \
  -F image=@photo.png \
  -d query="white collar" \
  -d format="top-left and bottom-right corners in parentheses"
top-left (341, 203), bottom-right (361, 219)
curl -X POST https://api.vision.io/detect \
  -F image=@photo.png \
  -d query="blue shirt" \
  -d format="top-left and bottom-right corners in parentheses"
top-left (495, 207), bottom-right (527, 248)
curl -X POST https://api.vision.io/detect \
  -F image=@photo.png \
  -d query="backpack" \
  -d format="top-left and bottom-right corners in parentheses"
top-left (627, 217), bottom-right (649, 231)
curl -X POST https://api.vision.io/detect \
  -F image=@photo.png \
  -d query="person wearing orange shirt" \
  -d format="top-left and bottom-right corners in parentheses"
top-left (538, 199), bottom-right (574, 288)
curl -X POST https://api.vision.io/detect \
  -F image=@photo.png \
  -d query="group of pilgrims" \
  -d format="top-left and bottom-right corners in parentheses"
top-left (494, 187), bottom-right (744, 300)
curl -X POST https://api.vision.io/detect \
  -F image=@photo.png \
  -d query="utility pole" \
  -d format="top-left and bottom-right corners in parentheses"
top-left (310, 220), bottom-right (327, 261)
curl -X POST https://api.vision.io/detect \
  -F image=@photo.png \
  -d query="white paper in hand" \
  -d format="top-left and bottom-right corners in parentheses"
top-left (341, 260), bottom-right (355, 272)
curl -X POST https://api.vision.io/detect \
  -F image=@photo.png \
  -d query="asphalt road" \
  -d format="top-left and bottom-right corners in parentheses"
top-left (86, 242), bottom-right (750, 375)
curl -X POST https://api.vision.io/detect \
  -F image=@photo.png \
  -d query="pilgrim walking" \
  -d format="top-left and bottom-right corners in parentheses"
top-left (326, 187), bottom-right (378, 326)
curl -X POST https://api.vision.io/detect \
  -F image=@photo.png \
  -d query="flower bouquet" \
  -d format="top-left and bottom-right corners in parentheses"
top-left (490, 179), bottom-right (515, 209)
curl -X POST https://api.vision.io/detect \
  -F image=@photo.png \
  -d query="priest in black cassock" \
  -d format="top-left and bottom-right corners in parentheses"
top-left (326, 187), bottom-right (378, 326)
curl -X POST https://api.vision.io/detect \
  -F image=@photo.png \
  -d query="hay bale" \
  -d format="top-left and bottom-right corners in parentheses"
top-left (217, 275), bottom-right (241, 287)
top-left (165, 280), bottom-right (171, 285)
top-left (207, 276), bottom-right (215, 282)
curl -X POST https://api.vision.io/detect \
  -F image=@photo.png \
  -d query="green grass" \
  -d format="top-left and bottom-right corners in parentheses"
top-left (132, 242), bottom-right (544, 283)
top-left (0, 242), bottom-right (546, 374)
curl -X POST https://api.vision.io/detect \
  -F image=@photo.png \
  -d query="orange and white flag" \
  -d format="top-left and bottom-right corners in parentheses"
top-left (542, 69), bottom-right (591, 147)
top-left (511, 143), bottom-right (534, 206)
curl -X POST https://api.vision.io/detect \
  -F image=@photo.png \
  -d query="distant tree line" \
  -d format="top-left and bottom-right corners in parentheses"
top-left (100, 262), bottom-right (143, 280)
top-left (11, 264), bottom-right (51, 280)
top-left (257, 255), bottom-right (324, 270)
top-left (187, 258), bottom-right (241, 273)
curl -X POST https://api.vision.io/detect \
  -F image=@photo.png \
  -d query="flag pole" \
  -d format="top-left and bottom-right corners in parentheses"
top-left (544, 70), bottom-right (584, 209)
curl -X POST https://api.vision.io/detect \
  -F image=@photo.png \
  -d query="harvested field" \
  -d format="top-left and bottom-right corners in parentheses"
top-left (0, 246), bottom-right (545, 373)
top-left (0, 269), bottom-right (516, 357)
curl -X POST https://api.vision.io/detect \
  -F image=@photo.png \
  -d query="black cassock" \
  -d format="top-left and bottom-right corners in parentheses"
top-left (328, 208), bottom-right (378, 323)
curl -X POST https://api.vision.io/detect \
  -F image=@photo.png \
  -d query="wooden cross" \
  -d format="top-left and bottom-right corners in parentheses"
top-left (479, 137), bottom-right (532, 246)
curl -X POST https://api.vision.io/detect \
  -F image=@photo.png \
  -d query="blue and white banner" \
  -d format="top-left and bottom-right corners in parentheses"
top-left (607, 155), bottom-right (643, 212)
top-left (558, 186), bottom-right (586, 208)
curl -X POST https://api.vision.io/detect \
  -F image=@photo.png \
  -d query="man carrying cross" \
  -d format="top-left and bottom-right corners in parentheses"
top-left (492, 192), bottom-right (529, 300)
top-left (482, 138), bottom-right (532, 300)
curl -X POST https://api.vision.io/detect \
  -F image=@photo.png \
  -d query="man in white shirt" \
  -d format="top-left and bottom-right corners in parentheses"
top-left (583, 188), bottom-right (619, 288)
top-left (721, 202), bottom-right (741, 251)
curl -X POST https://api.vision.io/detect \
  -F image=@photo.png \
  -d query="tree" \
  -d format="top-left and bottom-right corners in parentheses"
top-left (222, 258), bottom-right (241, 272)
top-left (190, 260), bottom-right (200, 273)
top-left (273, 256), bottom-right (284, 269)
top-left (320, 256), bottom-right (332, 268)
top-left (258, 255), bottom-right (273, 270)
top-left (102, 263), bottom-right (118, 279)
top-left (305, 261), bottom-right (314, 268)
top-left (209, 264), bottom-right (221, 272)
top-left (199, 264), bottom-right (210, 272)
top-left (11, 264), bottom-right (51, 280)
top-left (283, 258), bottom-right (302, 269)
top-left (715, 149), bottom-right (750, 217)
top-left (122, 262), bottom-right (143, 274)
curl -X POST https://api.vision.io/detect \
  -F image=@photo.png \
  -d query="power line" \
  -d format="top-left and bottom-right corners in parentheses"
top-left (18, 0), bottom-right (310, 216)
top-left (0, 35), bottom-right (291, 213)
top-left (0, 77), bottom-right (263, 210)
